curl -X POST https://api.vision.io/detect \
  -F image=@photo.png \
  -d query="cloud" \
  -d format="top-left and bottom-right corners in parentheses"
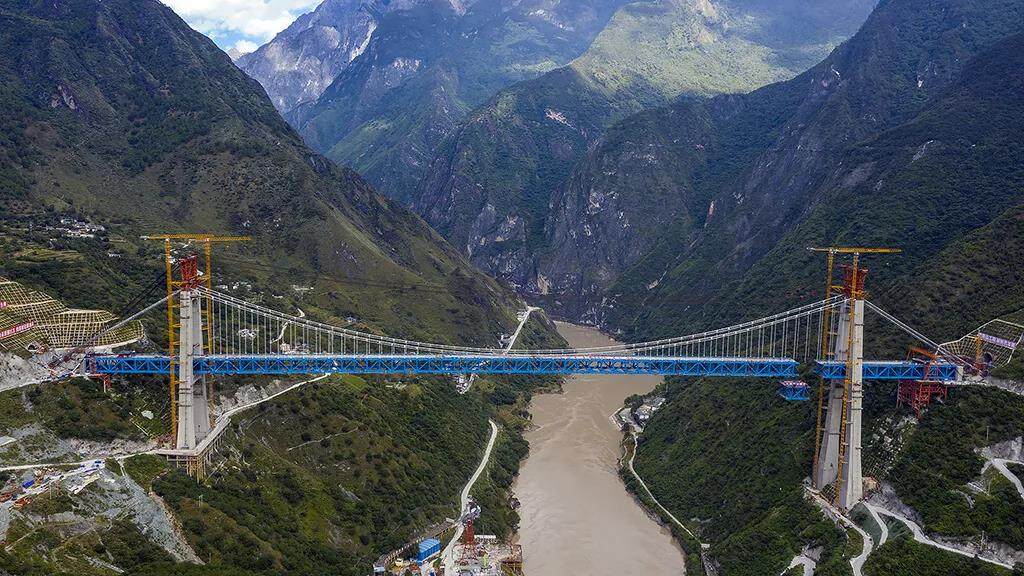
top-left (164, 0), bottom-right (321, 45)
top-left (232, 39), bottom-right (260, 55)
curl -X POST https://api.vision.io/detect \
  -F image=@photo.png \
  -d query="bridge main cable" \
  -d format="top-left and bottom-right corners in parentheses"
top-left (197, 286), bottom-right (846, 358)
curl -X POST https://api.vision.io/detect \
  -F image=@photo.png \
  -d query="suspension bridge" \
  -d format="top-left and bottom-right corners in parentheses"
top-left (5, 243), bottom-right (1022, 512)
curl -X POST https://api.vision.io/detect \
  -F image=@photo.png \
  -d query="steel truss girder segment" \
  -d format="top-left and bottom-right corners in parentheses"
top-left (88, 354), bottom-right (800, 377)
top-left (90, 355), bottom-right (959, 380)
top-left (87, 355), bottom-right (170, 374)
top-left (815, 360), bottom-right (960, 381)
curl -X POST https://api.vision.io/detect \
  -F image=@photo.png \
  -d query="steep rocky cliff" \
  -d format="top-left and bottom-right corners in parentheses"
top-left (539, 0), bottom-right (1024, 329)
top-left (288, 0), bottom-right (628, 201)
top-left (413, 0), bottom-right (876, 290)
top-left (236, 0), bottom-right (384, 113)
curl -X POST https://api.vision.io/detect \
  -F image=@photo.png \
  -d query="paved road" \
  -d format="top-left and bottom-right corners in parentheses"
top-left (460, 305), bottom-right (537, 395)
top-left (985, 458), bottom-right (1024, 499)
top-left (864, 502), bottom-right (1014, 569)
top-left (627, 433), bottom-right (700, 541)
top-left (506, 307), bottom-right (538, 351)
top-left (864, 502), bottom-right (889, 547)
top-left (807, 491), bottom-right (872, 576)
top-left (441, 419), bottom-right (498, 573)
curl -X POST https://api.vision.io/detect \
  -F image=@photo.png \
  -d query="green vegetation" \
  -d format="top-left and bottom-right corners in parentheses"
top-left (627, 376), bottom-right (835, 573)
top-left (291, 0), bottom-right (626, 201)
top-left (710, 489), bottom-right (857, 576)
top-left (593, 13), bottom-right (1024, 570)
top-left (863, 536), bottom-right (1011, 575)
top-left (127, 565), bottom-right (263, 576)
top-left (532, 0), bottom-right (1024, 335)
top-left (0, 518), bottom-right (173, 576)
top-left (0, 2), bottom-right (563, 575)
top-left (415, 0), bottom-right (873, 275)
top-left (468, 429), bottom-right (528, 539)
top-left (630, 369), bottom-right (1024, 572)
top-left (619, 436), bottom-right (706, 575)
top-left (889, 388), bottom-right (1024, 547)
top-left (147, 373), bottom-right (523, 575)
top-left (124, 454), bottom-right (169, 491)
top-left (992, 353), bottom-right (1024, 381)
top-left (1008, 463), bottom-right (1024, 481)
top-left (0, 0), bottom-right (527, 353)
top-left (22, 377), bottom-right (165, 441)
top-left (634, 378), bottom-right (815, 542)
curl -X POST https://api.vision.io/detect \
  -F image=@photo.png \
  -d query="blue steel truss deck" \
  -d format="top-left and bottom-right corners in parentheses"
top-left (87, 353), bottom-right (958, 380)
top-left (814, 360), bottom-right (960, 381)
top-left (88, 354), bottom-right (799, 377)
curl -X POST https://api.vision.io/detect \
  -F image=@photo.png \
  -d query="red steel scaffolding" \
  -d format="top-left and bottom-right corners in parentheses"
top-left (897, 347), bottom-right (949, 419)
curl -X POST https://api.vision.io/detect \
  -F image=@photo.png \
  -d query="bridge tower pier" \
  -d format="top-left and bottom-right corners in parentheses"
top-left (174, 282), bottom-right (211, 450)
top-left (146, 234), bottom-right (248, 476)
top-left (814, 262), bottom-right (867, 510)
top-left (145, 234), bottom-right (248, 451)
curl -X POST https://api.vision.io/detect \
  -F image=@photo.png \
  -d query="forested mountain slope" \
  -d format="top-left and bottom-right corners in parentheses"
top-left (0, 0), bottom-right (523, 345)
top-left (541, 0), bottom-right (1024, 330)
top-left (287, 0), bottom-right (628, 201)
top-left (413, 0), bottom-right (875, 287)
top-left (0, 1), bottom-right (560, 574)
top-left (623, 17), bottom-right (1024, 576)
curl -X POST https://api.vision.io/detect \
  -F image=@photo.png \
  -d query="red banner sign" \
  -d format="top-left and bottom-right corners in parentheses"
top-left (0, 321), bottom-right (34, 340)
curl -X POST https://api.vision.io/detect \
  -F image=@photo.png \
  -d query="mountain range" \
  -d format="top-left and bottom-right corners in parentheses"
top-left (2, 0), bottom-right (1024, 574)
top-left (242, 0), bottom-right (630, 200)
top-left (414, 0), bottom-right (877, 284)
top-left (616, 0), bottom-right (1024, 572)
top-left (542, 0), bottom-right (1024, 336)
top-left (0, 0), bottom-right (526, 346)
top-left (240, 0), bottom-right (876, 216)
top-left (0, 2), bottom-right (556, 573)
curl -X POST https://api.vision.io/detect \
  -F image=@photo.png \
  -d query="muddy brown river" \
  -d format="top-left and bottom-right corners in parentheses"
top-left (513, 322), bottom-right (686, 575)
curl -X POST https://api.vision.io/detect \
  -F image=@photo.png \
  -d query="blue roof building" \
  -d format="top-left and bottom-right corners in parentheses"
top-left (417, 538), bottom-right (441, 563)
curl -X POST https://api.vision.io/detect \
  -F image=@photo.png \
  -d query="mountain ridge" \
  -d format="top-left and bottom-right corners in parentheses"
top-left (410, 0), bottom-right (876, 290)
top-left (286, 0), bottom-right (629, 201)
top-left (0, 0), bottom-right (526, 346)
top-left (539, 0), bottom-right (1024, 331)
top-left (625, 15), bottom-right (1024, 574)
top-left (0, 2), bottom-right (562, 574)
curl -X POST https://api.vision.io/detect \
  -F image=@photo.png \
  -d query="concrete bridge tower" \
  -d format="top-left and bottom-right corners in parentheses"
top-left (174, 282), bottom-right (211, 449)
top-left (144, 233), bottom-right (249, 462)
top-left (173, 256), bottom-right (212, 451)
top-left (815, 261), bottom-right (867, 509)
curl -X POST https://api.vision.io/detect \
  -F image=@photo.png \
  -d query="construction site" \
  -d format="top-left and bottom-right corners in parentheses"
top-left (0, 460), bottom-right (105, 512)
top-left (383, 527), bottom-right (523, 576)
top-left (374, 499), bottom-right (524, 576)
top-left (443, 530), bottom-right (523, 576)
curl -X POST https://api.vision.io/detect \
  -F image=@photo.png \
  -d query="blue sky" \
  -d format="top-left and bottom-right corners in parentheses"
top-left (164, 0), bottom-right (321, 54)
